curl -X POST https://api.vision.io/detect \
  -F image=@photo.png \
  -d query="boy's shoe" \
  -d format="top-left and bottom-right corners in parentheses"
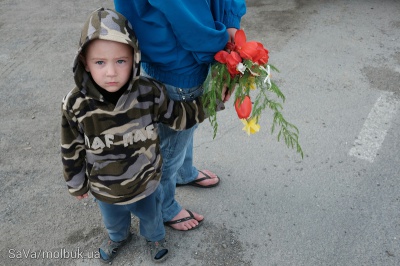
top-left (99, 233), bottom-right (132, 264)
top-left (147, 238), bottom-right (169, 263)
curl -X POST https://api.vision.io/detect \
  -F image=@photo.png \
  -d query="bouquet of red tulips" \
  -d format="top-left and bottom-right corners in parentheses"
top-left (202, 29), bottom-right (303, 157)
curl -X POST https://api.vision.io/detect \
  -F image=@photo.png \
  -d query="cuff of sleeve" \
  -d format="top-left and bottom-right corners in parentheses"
top-left (223, 13), bottom-right (241, 29)
top-left (68, 183), bottom-right (89, 197)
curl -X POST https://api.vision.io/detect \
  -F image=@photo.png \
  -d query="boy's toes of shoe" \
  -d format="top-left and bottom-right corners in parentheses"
top-left (147, 238), bottom-right (169, 262)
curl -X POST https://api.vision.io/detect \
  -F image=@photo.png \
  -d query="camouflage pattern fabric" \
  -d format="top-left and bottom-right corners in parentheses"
top-left (61, 8), bottom-right (205, 205)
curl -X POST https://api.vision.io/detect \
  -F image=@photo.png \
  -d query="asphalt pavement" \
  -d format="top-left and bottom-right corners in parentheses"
top-left (0, 0), bottom-right (399, 265)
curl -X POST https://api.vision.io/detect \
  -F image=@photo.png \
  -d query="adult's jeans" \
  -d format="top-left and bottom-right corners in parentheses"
top-left (158, 83), bottom-right (202, 222)
top-left (141, 69), bottom-right (202, 222)
top-left (97, 185), bottom-right (165, 242)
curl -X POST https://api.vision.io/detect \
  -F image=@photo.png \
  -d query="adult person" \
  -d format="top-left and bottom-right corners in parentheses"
top-left (114, 0), bottom-right (246, 231)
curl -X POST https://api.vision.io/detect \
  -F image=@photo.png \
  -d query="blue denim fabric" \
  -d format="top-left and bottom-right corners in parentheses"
top-left (158, 83), bottom-right (203, 222)
top-left (97, 186), bottom-right (165, 242)
top-left (141, 69), bottom-right (201, 222)
top-left (158, 123), bottom-right (199, 221)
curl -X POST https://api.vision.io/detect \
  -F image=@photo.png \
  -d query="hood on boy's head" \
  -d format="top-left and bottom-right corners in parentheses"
top-left (72, 7), bottom-right (140, 89)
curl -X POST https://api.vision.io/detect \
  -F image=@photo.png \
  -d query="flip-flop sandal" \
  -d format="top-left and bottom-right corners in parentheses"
top-left (164, 209), bottom-right (203, 231)
top-left (176, 170), bottom-right (220, 188)
top-left (147, 238), bottom-right (169, 262)
top-left (99, 233), bottom-right (132, 263)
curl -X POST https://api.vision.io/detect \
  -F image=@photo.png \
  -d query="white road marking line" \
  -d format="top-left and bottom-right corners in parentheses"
top-left (349, 91), bottom-right (400, 162)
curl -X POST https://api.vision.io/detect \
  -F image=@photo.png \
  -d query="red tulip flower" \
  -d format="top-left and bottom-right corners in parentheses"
top-left (252, 43), bottom-right (269, 65)
top-left (234, 96), bottom-right (252, 119)
top-left (233, 30), bottom-right (269, 65)
top-left (215, 50), bottom-right (242, 77)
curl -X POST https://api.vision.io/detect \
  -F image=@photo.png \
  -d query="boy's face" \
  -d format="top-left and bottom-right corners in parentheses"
top-left (83, 39), bottom-right (133, 93)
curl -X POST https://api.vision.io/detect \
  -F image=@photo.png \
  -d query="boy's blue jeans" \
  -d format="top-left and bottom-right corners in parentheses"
top-left (97, 185), bottom-right (165, 242)
top-left (141, 70), bottom-right (202, 222)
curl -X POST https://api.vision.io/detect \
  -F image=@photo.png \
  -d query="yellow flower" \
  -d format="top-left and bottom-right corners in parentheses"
top-left (241, 117), bottom-right (260, 135)
top-left (246, 76), bottom-right (256, 90)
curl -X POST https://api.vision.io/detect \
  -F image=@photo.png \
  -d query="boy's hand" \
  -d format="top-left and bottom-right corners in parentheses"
top-left (75, 193), bottom-right (89, 200)
top-left (221, 84), bottom-right (235, 102)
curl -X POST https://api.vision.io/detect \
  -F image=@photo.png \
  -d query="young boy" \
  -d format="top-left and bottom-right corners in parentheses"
top-left (61, 8), bottom-right (205, 263)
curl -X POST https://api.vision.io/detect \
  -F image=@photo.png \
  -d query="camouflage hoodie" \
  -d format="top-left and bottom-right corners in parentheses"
top-left (61, 8), bottom-right (205, 205)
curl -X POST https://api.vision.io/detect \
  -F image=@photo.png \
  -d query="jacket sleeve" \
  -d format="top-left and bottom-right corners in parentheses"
top-left (222, 0), bottom-right (246, 29)
top-left (147, 0), bottom-right (246, 64)
top-left (152, 81), bottom-right (206, 130)
top-left (61, 100), bottom-right (89, 197)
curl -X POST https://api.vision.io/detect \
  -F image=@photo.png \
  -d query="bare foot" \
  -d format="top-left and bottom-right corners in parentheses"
top-left (166, 209), bottom-right (204, 231)
top-left (194, 170), bottom-right (219, 187)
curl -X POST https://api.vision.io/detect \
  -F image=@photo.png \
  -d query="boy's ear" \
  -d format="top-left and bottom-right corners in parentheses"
top-left (79, 54), bottom-right (90, 72)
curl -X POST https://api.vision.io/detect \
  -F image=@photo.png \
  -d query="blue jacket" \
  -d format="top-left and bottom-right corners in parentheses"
top-left (114, 0), bottom-right (246, 88)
